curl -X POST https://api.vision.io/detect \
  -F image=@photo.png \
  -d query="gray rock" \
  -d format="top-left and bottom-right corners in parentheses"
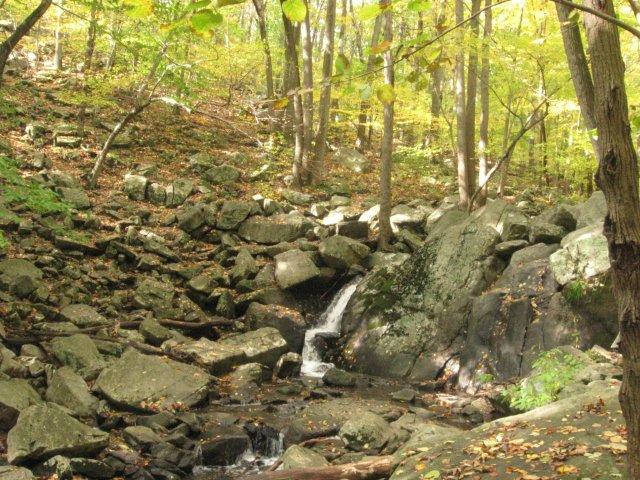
top-left (0, 259), bottom-right (43, 298)
top-left (231, 249), bottom-right (258, 284)
top-left (332, 147), bottom-right (370, 173)
top-left (318, 236), bottom-right (370, 270)
top-left (217, 201), bottom-right (254, 230)
top-left (335, 220), bottom-right (369, 239)
top-left (274, 249), bottom-right (320, 289)
top-left (123, 425), bottom-right (163, 449)
top-left (529, 222), bottom-right (566, 244)
top-left (494, 239), bottom-right (529, 259)
top-left (68, 458), bottom-right (114, 479)
top-left (572, 191), bottom-right (606, 228)
top-left (49, 334), bottom-right (105, 380)
top-left (147, 182), bottom-right (167, 205)
top-left (204, 164), bottom-right (240, 185)
top-left (500, 209), bottom-right (529, 241)
top-left (323, 368), bottom-right (356, 387)
top-left (123, 174), bottom-right (148, 200)
top-left (139, 317), bottom-right (175, 346)
top-left (59, 304), bottom-right (110, 328)
top-left (189, 153), bottom-right (216, 173)
top-left (238, 213), bottom-right (314, 244)
top-left (282, 190), bottom-right (313, 206)
top-left (7, 403), bottom-right (108, 465)
top-left (274, 352), bottom-right (303, 379)
top-left (171, 327), bottom-right (288, 375)
top-left (95, 349), bottom-right (212, 411)
top-left (165, 178), bottom-right (194, 207)
top-left (0, 379), bottom-right (42, 430)
top-left (245, 303), bottom-right (306, 352)
top-left (177, 204), bottom-right (207, 232)
top-left (280, 445), bottom-right (328, 470)
top-left (57, 187), bottom-right (91, 209)
top-left (199, 425), bottom-right (251, 466)
top-left (45, 367), bottom-right (99, 417)
top-left (338, 411), bottom-right (392, 452)
top-left (536, 205), bottom-right (577, 232)
top-left (0, 466), bottom-right (35, 480)
top-left (133, 278), bottom-right (175, 314)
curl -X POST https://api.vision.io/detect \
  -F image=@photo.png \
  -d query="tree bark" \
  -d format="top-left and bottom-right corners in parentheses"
top-left (355, 15), bottom-right (382, 151)
top-left (477, 0), bottom-right (491, 206)
top-left (464, 0), bottom-right (481, 201)
top-left (301, 4), bottom-right (314, 183)
top-left (313, 0), bottom-right (337, 184)
top-left (252, 0), bottom-right (276, 132)
top-left (583, 1), bottom-right (640, 478)
top-left (83, 0), bottom-right (99, 71)
top-left (53, 0), bottom-right (64, 71)
top-left (281, 3), bottom-right (306, 186)
top-left (245, 456), bottom-right (394, 480)
top-left (378, 0), bottom-right (394, 250)
top-left (455, 0), bottom-right (469, 209)
top-left (0, 0), bottom-right (52, 81)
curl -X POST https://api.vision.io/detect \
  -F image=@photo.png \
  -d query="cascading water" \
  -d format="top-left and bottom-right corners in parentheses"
top-left (301, 276), bottom-right (361, 377)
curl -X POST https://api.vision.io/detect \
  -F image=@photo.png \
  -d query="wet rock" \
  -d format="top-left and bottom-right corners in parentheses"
top-left (217, 200), bottom-right (254, 230)
top-left (45, 367), bottom-right (99, 417)
top-left (274, 352), bottom-right (302, 379)
top-left (246, 303), bottom-right (306, 353)
top-left (238, 213), bottom-right (313, 244)
top-left (204, 164), bottom-right (240, 185)
top-left (171, 327), bottom-right (288, 375)
top-left (0, 259), bottom-right (43, 298)
top-left (280, 445), bottom-right (329, 469)
top-left (49, 334), bottom-right (105, 380)
top-left (332, 147), bottom-right (370, 173)
top-left (59, 304), bottom-right (110, 328)
top-left (199, 425), bottom-right (251, 465)
top-left (274, 249), bottom-right (320, 289)
top-left (95, 349), bottom-right (212, 411)
top-left (338, 411), bottom-right (393, 452)
top-left (0, 379), bottom-right (42, 430)
top-left (7, 403), bottom-right (109, 465)
top-left (318, 235), bottom-right (370, 270)
top-left (124, 174), bottom-right (148, 201)
top-left (323, 368), bottom-right (356, 387)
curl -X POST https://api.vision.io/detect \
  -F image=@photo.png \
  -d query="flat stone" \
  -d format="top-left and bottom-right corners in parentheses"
top-left (49, 334), bottom-right (105, 380)
top-left (318, 235), bottom-right (370, 270)
top-left (59, 304), bottom-right (110, 328)
top-left (274, 249), bottom-right (320, 289)
top-left (0, 379), bottom-right (42, 430)
top-left (45, 367), bottom-right (99, 417)
top-left (238, 213), bottom-right (313, 244)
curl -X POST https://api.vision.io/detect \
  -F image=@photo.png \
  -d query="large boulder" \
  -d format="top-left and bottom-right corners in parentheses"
top-left (280, 445), bottom-right (329, 469)
top-left (340, 215), bottom-right (502, 379)
top-left (7, 403), bottom-right (108, 465)
top-left (94, 349), bottom-right (212, 411)
top-left (331, 147), bottom-right (370, 173)
top-left (48, 334), bottom-right (105, 380)
top-left (0, 379), bottom-right (42, 430)
top-left (274, 249), bottom-right (320, 289)
top-left (204, 164), bottom-right (240, 185)
top-left (45, 367), bottom-right (99, 417)
top-left (571, 191), bottom-right (606, 228)
top-left (318, 236), bottom-right (370, 270)
top-left (0, 259), bottom-right (43, 298)
top-left (171, 327), bottom-right (288, 375)
top-left (238, 213), bottom-right (313, 244)
top-left (217, 200), bottom-right (254, 230)
top-left (199, 425), bottom-right (251, 465)
top-left (245, 303), bottom-right (306, 352)
top-left (338, 411), bottom-right (395, 453)
top-left (133, 278), bottom-right (175, 315)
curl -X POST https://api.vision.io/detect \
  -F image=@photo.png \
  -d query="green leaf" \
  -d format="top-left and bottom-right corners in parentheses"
top-left (359, 84), bottom-right (372, 101)
top-left (282, 0), bottom-right (307, 22)
top-left (335, 53), bottom-right (351, 75)
top-left (217, 0), bottom-right (246, 7)
top-left (186, 0), bottom-right (211, 11)
top-left (422, 470), bottom-right (441, 479)
top-left (357, 3), bottom-right (381, 21)
top-left (407, 0), bottom-right (430, 12)
top-left (376, 84), bottom-right (395, 104)
top-left (123, 0), bottom-right (153, 18)
top-left (191, 9), bottom-right (223, 33)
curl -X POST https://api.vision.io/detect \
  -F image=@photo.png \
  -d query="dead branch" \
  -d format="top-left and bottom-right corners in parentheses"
top-left (243, 456), bottom-right (395, 480)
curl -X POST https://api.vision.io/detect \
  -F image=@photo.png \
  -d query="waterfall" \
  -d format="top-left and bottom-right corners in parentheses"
top-left (301, 277), bottom-right (361, 377)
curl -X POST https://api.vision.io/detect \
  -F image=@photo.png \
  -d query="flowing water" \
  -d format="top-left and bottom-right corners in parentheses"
top-left (301, 276), bottom-right (361, 377)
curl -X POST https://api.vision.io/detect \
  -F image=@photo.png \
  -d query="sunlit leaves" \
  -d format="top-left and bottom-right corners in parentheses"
top-left (376, 84), bottom-right (395, 104)
top-left (282, 0), bottom-right (307, 23)
top-left (273, 97), bottom-right (289, 109)
top-left (371, 40), bottom-right (391, 55)
top-left (359, 84), bottom-right (372, 101)
top-left (335, 53), bottom-right (351, 76)
top-left (217, 0), bottom-right (246, 7)
top-left (191, 8), bottom-right (223, 34)
top-left (186, 0), bottom-right (211, 11)
top-left (123, 0), bottom-right (153, 18)
top-left (356, 3), bottom-right (381, 21)
top-left (407, 0), bottom-right (430, 12)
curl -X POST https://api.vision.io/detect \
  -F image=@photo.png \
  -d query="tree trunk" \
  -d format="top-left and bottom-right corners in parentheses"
top-left (83, 0), bottom-right (99, 71)
top-left (313, 0), bottom-right (337, 184)
top-left (106, 11), bottom-right (120, 71)
top-left (477, 0), bottom-right (491, 206)
top-left (281, 4), bottom-right (306, 186)
top-left (555, 3), bottom-right (597, 138)
top-left (455, 0), bottom-right (469, 209)
top-left (378, 0), bottom-right (394, 250)
top-left (53, 0), bottom-right (64, 71)
top-left (0, 0), bottom-right (52, 81)
top-left (245, 456), bottom-right (394, 480)
top-left (583, 1), bottom-right (640, 478)
top-left (252, 0), bottom-right (276, 132)
top-left (301, 5), bottom-right (314, 183)
top-left (355, 15), bottom-right (382, 151)
top-left (465, 0), bottom-right (481, 204)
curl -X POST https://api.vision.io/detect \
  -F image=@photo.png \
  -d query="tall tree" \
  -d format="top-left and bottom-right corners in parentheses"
top-left (313, 0), bottom-right (337, 183)
top-left (53, 0), bottom-right (65, 70)
top-left (83, 0), bottom-right (99, 71)
top-left (252, 0), bottom-right (276, 132)
top-left (378, 0), bottom-right (394, 250)
top-left (477, 0), bottom-right (492, 206)
top-left (0, 0), bottom-right (52, 81)
top-left (355, 15), bottom-right (382, 151)
top-left (464, 0), bottom-right (481, 199)
top-left (582, 2), bottom-right (640, 477)
top-left (301, 3), bottom-right (314, 183)
top-left (454, 0), bottom-right (469, 209)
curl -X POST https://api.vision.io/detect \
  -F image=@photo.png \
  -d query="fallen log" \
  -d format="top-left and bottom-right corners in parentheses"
top-left (244, 456), bottom-right (395, 480)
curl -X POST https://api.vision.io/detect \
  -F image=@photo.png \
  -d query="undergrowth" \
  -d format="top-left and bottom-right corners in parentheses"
top-left (501, 349), bottom-right (585, 412)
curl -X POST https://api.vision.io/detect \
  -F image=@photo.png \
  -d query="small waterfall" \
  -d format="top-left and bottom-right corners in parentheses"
top-left (301, 277), bottom-right (361, 377)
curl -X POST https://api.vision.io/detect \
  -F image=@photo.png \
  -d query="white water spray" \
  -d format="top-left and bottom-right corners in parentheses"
top-left (301, 277), bottom-right (361, 377)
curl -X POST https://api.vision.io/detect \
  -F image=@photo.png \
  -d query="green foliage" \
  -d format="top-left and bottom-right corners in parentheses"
top-left (0, 156), bottom-right (71, 216)
top-left (0, 231), bottom-right (9, 251)
top-left (564, 280), bottom-right (586, 304)
top-left (282, 0), bottom-right (307, 23)
top-left (501, 349), bottom-right (585, 412)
